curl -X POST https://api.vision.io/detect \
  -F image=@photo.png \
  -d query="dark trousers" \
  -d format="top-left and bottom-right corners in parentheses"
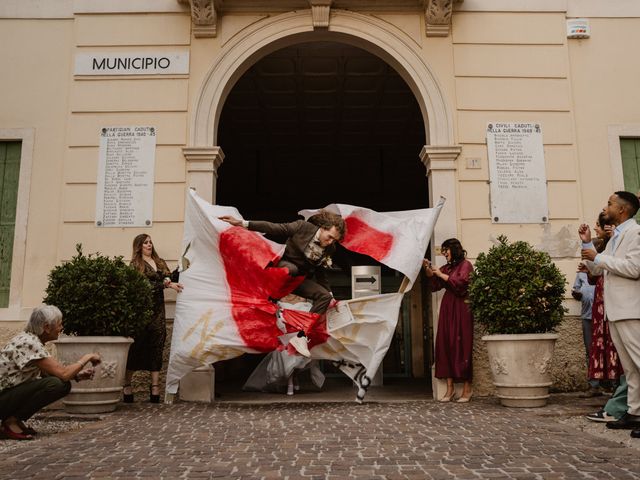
top-left (294, 277), bottom-right (332, 315)
top-left (278, 260), bottom-right (332, 315)
top-left (0, 377), bottom-right (71, 421)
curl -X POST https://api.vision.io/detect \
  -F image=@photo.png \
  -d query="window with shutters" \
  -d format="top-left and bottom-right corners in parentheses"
top-left (620, 138), bottom-right (640, 222)
top-left (0, 142), bottom-right (21, 308)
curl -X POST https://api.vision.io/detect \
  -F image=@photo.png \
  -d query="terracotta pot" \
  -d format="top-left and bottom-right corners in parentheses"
top-left (53, 336), bottom-right (133, 414)
top-left (482, 333), bottom-right (558, 408)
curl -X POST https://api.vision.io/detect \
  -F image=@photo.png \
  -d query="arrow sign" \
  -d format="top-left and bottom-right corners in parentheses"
top-left (356, 276), bottom-right (377, 284)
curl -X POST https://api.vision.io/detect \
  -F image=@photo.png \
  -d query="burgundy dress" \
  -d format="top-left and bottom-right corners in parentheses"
top-left (429, 259), bottom-right (474, 381)
top-left (588, 276), bottom-right (623, 381)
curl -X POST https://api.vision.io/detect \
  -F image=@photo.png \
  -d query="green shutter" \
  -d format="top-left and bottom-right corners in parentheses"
top-left (0, 142), bottom-right (21, 307)
top-left (620, 138), bottom-right (640, 222)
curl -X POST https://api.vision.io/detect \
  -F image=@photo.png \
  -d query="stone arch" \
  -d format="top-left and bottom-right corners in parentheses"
top-left (185, 9), bottom-right (460, 399)
top-left (190, 9), bottom-right (454, 148)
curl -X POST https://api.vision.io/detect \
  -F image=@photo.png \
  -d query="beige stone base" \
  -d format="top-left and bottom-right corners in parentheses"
top-left (179, 365), bottom-right (215, 403)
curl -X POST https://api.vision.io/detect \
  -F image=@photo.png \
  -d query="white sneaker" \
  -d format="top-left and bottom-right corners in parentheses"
top-left (286, 384), bottom-right (294, 396)
top-left (289, 335), bottom-right (311, 357)
top-left (585, 409), bottom-right (616, 422)
top-left (355, 387), bottom-right (366, 404)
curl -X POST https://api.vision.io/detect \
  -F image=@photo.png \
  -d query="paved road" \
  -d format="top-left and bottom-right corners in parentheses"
top-left (1, 396), bottom-right (639, 479)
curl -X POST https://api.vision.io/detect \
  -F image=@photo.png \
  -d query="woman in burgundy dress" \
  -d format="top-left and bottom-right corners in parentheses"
top-left (424, 238), bottom-right (474, 403)
top-left (588, 213), bottom-right (623, 385)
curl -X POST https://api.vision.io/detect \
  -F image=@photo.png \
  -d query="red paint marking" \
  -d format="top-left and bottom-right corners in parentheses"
top-left (219, 227), bottom-right (328, 352)
top-left (341, 215), bottom-right (394, 262)
top-left (282, 309), bottom-right (329, 349)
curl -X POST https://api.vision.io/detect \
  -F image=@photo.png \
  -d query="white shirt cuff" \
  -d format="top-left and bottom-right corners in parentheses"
top-left (241, 220), bottom-right (249, 229)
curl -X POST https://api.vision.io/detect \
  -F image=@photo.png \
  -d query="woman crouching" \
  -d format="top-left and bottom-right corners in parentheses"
top-left (0, 305), bottom-right (100, 440)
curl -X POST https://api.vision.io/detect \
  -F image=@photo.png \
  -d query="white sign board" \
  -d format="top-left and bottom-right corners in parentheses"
top-left (96, 126), bottom-right (156, 227)
top-left (75, 52), bottom-right (189, 75)
top-left (486, 122), bottom-right (549, 223)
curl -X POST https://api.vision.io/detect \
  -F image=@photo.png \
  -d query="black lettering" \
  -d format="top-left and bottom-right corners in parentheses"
top-left (92, 58), bottom-right (106, 70)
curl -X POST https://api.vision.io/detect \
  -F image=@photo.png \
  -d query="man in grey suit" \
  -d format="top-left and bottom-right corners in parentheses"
top-left (579, 191), bottom-right (640, 436)
top-left (219, 211), bottom-right (346, 357)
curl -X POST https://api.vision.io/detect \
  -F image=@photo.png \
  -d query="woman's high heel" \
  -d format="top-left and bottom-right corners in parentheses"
top-left (439, 391), bottom-right (455, 402)
top-left (150, 384), bottom-right (160, 404)
top-left (123, 384), bottom-right (134, 403)
top-left (456, 388), bottom-right (473, 403)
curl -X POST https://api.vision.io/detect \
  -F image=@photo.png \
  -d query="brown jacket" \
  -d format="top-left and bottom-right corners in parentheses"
top-left (248, 219), bottom-right (336, 290)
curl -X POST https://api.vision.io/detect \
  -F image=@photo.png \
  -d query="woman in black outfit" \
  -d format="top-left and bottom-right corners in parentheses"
top-left (123, 234), bottom-right (183, 403)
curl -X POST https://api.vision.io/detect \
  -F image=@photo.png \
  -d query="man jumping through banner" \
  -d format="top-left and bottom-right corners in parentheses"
top-left (218, 211), bottom-right (346, 357)
top-left (165, 191), bottom-right (445, 403)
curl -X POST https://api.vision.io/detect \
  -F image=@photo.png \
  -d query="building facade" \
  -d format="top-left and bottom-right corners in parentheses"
top-left (1, 0), bottom-right (640, 395)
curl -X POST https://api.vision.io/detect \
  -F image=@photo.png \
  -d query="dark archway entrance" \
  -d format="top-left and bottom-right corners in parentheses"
top-left (216, 41), bottom-right (430, 388)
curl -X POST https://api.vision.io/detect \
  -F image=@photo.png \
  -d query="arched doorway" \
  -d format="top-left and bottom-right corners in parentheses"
top-left (215, 41), bottom-right (431, 387)
top-left (217, 41), bottom-right (427, 220)
top-left (184, 10), bottom-right (460, 396)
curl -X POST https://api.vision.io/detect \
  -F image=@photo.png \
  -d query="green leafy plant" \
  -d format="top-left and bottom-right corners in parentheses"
top-left (468, 235), bottom-right (567, 335)
top-left (44, 244), bottom-right (153, 337)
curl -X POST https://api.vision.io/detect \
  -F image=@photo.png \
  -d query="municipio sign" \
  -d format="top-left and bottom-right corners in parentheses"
top-left (75, 51), bottom-right (189, 76)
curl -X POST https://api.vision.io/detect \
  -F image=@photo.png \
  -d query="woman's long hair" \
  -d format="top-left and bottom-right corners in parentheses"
top-left (131, 234), bottom-right (169, 275)
top-left (594, 212), bottom-right (612, 254)
top-left (441, 238), bottom-right (467, 266)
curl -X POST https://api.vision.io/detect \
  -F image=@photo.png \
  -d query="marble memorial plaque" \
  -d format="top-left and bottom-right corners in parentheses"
top-left (95, 126), bottom-right (156, 227)
top-left (486, 122), bottom-right (549, 223)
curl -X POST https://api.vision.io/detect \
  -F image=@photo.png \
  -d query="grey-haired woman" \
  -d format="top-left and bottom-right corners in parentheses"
top-left (0, 305), bottom-right (100, 440)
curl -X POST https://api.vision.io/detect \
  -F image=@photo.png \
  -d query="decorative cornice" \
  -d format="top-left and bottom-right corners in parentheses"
top-left (179, 0), bottom-right (218, 38)
top-left (424, 0), bottom-right (463, 37)
top-left (308, 0), bottom-right (333, 29)
top-left (419, 145), bottom-right (462, 173)
top-left (177, 0), bottom-right (464, 37)
top-left (183, 146), bottom-right (225, 174)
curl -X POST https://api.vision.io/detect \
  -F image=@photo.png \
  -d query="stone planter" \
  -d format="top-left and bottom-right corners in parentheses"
top-left (53, 336), bottom-right (133, 414)
top-left (482, 333), bottom-right (558, 408)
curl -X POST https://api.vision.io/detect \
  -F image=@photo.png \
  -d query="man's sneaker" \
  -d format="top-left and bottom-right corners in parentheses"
top-left (355, 387), bottom-right (366, 404)
top-left (585, 409), bottom-right (617, 423)
top-left (289, 335), bottom-right (311, 357)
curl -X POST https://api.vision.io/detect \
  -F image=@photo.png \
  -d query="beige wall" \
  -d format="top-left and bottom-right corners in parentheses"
top-left (1, 2), bottom-right (639, 394)
top-left (0, 19), bottom-right (73, 319)
top-left (64, 12), bottom-right (191, 261)
top-left (452, 12), bottom-right (579, 266)
top-left (568, 18), bottom-right (640, 217)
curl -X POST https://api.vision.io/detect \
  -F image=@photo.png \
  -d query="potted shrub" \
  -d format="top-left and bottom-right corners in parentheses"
top-left (43, 244), bottom-right (153, 413)
top-left (468, 235), bottom-right (567, 407)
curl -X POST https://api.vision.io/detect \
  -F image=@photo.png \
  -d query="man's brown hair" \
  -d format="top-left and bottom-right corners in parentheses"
top-left (308, 210), bottom-right (346, 241)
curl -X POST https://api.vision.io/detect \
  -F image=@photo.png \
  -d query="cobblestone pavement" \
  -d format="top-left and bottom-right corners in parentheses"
top-left (1, 395), bottom-right (639, 479)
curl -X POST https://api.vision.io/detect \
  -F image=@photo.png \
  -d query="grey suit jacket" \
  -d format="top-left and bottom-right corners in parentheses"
top-left (248, 220), bottom-right (336, 290)
top-left (586, 220), bottom-right (640, 321)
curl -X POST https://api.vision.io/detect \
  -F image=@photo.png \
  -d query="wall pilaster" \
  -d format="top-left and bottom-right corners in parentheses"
top-left (420, 144), bottom-right (461, 400)
top-left (182, 146), bottom-right (225, 203)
